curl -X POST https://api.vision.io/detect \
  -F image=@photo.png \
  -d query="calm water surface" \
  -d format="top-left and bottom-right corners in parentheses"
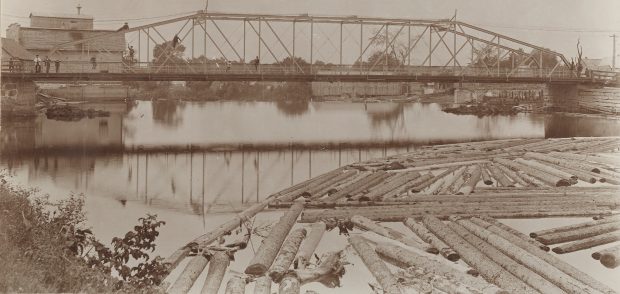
top-left (1, 100), bottom-right (619, 292)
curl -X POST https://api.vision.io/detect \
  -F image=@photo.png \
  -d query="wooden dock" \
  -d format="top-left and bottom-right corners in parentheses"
top-left (162, 137), bottom-right (620, 293)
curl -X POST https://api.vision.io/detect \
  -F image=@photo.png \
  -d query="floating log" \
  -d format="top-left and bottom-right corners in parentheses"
top-left (396, 159), bottom-right (490, 172)
top-left (514, 171), bottom-right (547, 187)
top-left (269, 228), bottom-right (307, 282)
top-left (472, 217), bottom-right (616, 294)
top-left (457, 165), bottom-right (482, 195)
top-left (375, 243), bottom-right (507, 294)
top-left (394, 174), bottom-right (435, 196)
top-left (515, 158), bottom-right (577, 184)
top-left (278, 273), bottom-right (301, 294)
top-left (224, 275), bottom-right (246, 294)
top-left (530, 215), bottom-right (620, 238)
top-left (493, 158), bottom-right (571, 187)
top-left (487, 163), bottom-right (514, 187)
top-left (525, 152), bottom-right (604, 175)
top-left (535, 222), bottom-right (620, 245)
top-left (253, 276), bottom-right (272, 294)
top-left (453, 217), bottom-right (593, 293)
top-left (403, 218), bottom-right (459, 261)
top-left (323, 171), bottom-right (390, 202)
top-left (349, 235), bottom-right (403, 294)
top-left (245, 203), bottom-right (304, 275)
top-left (303, 170), bottom-right (358, 199)
top-left (477, 216), bottom-right (549, 251)
top-left (494, 163), bottom-right (529, 187)
top-left (421, 216), bottom-right (534, 293)
top-left (549, 151), bottom-right (618, 169)
top-left (448, 166), bottom-right (471, 194)
top-left (351, 215), bottom-right (438, 254)
top-left (167, 254), bottom-right (210, 294)
top-left (410, 166), bottom-right (459, 192)
top-left (552, 231), bottom-right (620, 254)
top-left (365, 171), bottom-right (421, 201)
top-left (480, 164), bottom-right (494, 185)
top-left (599, 244), bottom-right (620, 268)
top-left (294, 222), bottom-right (326, 269)
top-left (277, 167), bottom-right (347, 202)
top-left (201, 251), bottom-right (231, 294)
top-left (438, 166), bottom-right (468, 194)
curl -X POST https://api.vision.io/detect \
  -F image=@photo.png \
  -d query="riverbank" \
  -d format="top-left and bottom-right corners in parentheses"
top-left (0, 177), bottom-right (164, 293)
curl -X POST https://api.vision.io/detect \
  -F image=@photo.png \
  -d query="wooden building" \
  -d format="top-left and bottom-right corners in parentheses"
top-left (4, 7), bottom-right (125, 73)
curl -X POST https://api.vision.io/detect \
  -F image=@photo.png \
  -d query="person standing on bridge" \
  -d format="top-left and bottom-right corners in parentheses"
top-left (128, 45), bottom-right (135, 66)
top-left (33, 55), bottom-right (42, 73)
top-left (172, 34), bottom-right (181, 48)
top-left (8, 57), bottom-right (14, 72)
top-left (44, 56), bottom-right (51, 73)
top-left (90, 56), bottom-right (97, 70)
top-left (54, 59), bottom-right (61, 73)
top-left (252, 56), bottom-right (260, 71)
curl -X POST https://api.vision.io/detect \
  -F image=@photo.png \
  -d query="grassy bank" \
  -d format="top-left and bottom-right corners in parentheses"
top-left (0, 178), bottom-right (164, 293)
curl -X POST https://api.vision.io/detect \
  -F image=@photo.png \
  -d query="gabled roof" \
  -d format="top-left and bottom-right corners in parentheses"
top-left (1, 38), bottom-right (34, 60)
top-left (29, 12), bottom-right (93, 20)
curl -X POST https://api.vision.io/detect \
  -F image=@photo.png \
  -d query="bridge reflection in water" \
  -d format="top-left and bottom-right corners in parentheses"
top-left (1, 100), bottom-right (619, 221)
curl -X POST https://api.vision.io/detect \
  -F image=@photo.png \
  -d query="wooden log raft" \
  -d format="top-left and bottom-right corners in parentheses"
top-left (403, 218), bottom-right (459, 261)
top-left (493, 158), bottom-right (571, 187)
top-left (395, 173), bottom-right (433, 195)
top-left (302, 170), bottom-right (358, 199)
top-left (410, 166), bottom-right (459, 193)
top-left (480, 164), bottom-right (494, 185)
top-left (535, 222), bottom-right (620, 245)
top-left (224, 275), bottom-right (246, 294)
top-left (351, 215), bottom-right (438, 254)
top-left (453, 217), bottom-right (595, 294)
top-left (487, 163), bottom-right (514, 187)
top-left (598, 244), bottom-right (620, 268)
top-left (269, 228), bottom-right (307, 282)
top-left (478, 216), bottom-right (549, 251)
top-left (349, 235), bottom-right (403, 294)
top-left (447, 219), bottom-right (563, 294)
top-left (364, 171), bottom-right (421, 201)
top-left (552, 231), bottom-right (620, 254)
top-left (201, 251), bottom-right (231, 294)
top-left (375, 243), bottom-right (507, 294)
top-left (294, 222), bottom-right (326, 269)
top-left (438, 166), bottom-right (468, 194)
top-left (472, 217), bottom-right (615, 294)
top-left (515, 158), bottom-right (577, 184)
top-left (457, 165), bottom-right (482, 195)
top-left (322, 171), bottom-right (390, 202)
top-left (531, 215), bottom-right (620, 238)
top-left (494, 163), bottom-right (529, 187)
top-left (421, 216), bottom-right (534, 293)
top-left (245, 203), bottom-right (304, 275)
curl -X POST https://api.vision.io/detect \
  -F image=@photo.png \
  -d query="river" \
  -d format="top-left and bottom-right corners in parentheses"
top-left (1, 100), bottom-right (619, 292)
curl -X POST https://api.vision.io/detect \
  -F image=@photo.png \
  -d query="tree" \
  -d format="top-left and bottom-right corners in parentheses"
top-left (152, 41), bottom-right (186, 65)
top-left (364, 50), bottom-right (403, 67)
top-left (367, 28), bottom-right (414, 66)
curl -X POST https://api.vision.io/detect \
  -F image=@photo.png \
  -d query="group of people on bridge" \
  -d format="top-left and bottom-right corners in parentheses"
top-left (8, 55), bottom-right (61, 73)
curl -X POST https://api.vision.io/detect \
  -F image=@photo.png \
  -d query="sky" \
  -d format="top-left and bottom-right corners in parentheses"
top-left (2, 0), bottom-right (619, 62)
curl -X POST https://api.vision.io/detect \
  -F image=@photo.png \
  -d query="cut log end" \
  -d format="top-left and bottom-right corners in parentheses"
top-left (552, 247), bottom-right (566, 254)
top-left (426, 247), bottom-right (440, 255)
top-left (592, 252), bottom-right (602, 260)
top-left (483, 180), bottom-right (493, 185)
top-left (555, 179), bottom-right (571, 187)
top-left (245, 264), bottom-right (268, 276)
top-left (600, 255), bottom-right (619, 269)
top-left (446, 252), bottom-right (460, 262)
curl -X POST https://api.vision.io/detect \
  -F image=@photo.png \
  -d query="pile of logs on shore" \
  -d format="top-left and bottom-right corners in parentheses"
top-left (160, 137), bottom-right (619, 293)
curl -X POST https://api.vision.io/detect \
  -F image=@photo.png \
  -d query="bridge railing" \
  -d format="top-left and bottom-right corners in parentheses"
top-left (1, 60), bottom-right (605, 82)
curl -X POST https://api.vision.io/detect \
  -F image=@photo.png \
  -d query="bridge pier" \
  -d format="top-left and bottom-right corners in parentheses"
top-left (548, 84), bottom-right (620, 114)
top-left (1, 79), bottom-right (37, 118)
top-left (453, 83), bottom-right (548, 109)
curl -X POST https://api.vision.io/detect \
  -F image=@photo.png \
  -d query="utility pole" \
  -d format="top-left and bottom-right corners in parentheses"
top-left (611, 34), bottom-right (617, 72)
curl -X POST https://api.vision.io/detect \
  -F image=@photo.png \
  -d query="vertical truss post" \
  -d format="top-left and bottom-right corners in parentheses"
top-left (138, 29), bottom-right (141, 63)
top-left (258, 17), bottom-right (262, 65)
top-left (385, 24), bottom-right (389, 70)
top-left (310, 19), bottom-right (314, 70)
top-left (146, 28), bottom-right (150, 66)
top-left (497, 37), bottom-right (500, 75)
top-left (429, 26), bottom-right (432, 66)
top-left (360, 21), bottom-right (363, 70)
top-left (453, 23), bottom-right (457, 68)
top-left (204, 15), bottom-right (208, 73)
top-left (539, 50), bottom-right (543, 77)
top-left (192, 19), bottom-right (195, 60)
top-left (243, 19), bottom-right (246, 63)
top-left (407, 23), bottom-right (411, 67)
top-left (292, 21), bottom-right (296, 59)
top-left (339, 22), bottom-right (343, 67)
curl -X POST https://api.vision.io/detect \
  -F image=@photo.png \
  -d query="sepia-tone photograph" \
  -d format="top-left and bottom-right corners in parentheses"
top-left (1, 0), bottom-right (619, 293)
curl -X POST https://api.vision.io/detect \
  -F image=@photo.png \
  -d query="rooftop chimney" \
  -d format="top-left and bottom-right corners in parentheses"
top-left (77, 4), bottom-right (82, 15)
